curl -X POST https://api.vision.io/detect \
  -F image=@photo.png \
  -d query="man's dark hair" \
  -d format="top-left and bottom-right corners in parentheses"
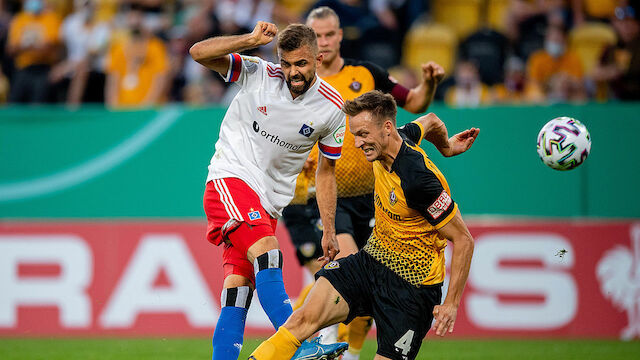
top-left (342, 90), bottom-right (397, 127)
top-left (277, 24), bottom-right (318, 54)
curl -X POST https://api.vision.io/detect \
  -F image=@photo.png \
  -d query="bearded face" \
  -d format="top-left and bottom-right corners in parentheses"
top-left (279, 45), bottom-right (319, 98)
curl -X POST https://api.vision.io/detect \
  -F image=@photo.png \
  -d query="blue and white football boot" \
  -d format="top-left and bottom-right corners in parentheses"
top-left (291, 336), bottom-right (348, 360)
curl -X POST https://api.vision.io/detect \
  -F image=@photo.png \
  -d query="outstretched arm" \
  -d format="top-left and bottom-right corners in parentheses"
top-left (402, 62), bottom-right (445, 114)
top-left (189, 21), bottom-right (277, 75)
top-left (315, 154), bottom-right (339, 265)
top-left (415, 113), bottom-right (480, 157)
top-left (432, 211), bottom-right (474, 336)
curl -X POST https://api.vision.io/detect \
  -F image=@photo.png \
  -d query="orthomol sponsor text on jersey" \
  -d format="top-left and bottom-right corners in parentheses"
top-left (374, 193), bottom-right (402, 221)
top-left (252, 121), bottom-right (303, 151)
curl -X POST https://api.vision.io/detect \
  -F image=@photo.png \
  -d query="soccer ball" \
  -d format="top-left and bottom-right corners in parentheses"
top-left (536, 117), bottom-right (591, 171)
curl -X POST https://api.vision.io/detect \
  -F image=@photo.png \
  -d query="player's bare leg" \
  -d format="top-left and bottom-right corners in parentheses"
top-left (335, 233), bottom-right (359, 260)
top-left (287, 277), bottom-right (350, 339)
top-left (223, 274), bottom-right (253, 288)
top-left (334, 233), bottom-right (372, 360)
top-left (247, 235), bottom-right (280, 262)
top-left (316, 233), bottom-right (358, 343)
top-left (372, 355), bottom-right (393, 360)
top-left (248, 277), bottom-right (350, 359)
top-left (293, 260), bottom-right (323, 310)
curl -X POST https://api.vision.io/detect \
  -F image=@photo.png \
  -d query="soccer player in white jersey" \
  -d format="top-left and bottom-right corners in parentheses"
top-left (189, 22), bottom-right (348, 360)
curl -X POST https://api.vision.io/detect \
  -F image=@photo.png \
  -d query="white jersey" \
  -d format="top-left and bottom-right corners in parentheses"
top-left (207, 53), bottom-right (346, 218)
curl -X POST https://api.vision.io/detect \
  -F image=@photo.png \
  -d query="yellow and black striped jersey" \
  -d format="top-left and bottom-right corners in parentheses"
top-left (363, 121), bottom-right (458, 286)
top-left (290, 59), bottom-right (408, 203)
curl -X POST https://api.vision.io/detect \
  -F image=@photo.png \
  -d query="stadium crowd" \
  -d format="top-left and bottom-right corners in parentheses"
top-left (0, 0), bottom-right (638, 107)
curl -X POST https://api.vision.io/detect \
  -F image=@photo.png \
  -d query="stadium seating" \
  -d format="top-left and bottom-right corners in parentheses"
top-left (486, 0), bottom-right (510, 32)
top-left (432, 0), bottom-right (482, 38)
top-left (458, 27), bottom-right (510, 85)
top-left (403, 23), bottom-right (458, 76)
top-left (582, 0), bottom-right (618, 20)
top-left (279, 0), bottom-right (316, 18)
top-left (568, 22), bottom-right (617, 74)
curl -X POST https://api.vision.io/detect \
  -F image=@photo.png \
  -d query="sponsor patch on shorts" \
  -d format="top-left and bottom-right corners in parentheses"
top-left (427, 190), bottom-right (452, 219)
top-left (324, 261), bottom-right (340, 270)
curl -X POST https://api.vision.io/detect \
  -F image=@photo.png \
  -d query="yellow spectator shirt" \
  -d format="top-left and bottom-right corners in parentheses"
top-left (8, 11), bottom-right (61, 69)
top-left (527, 49), bottom-right (584, 84)
top-left (492, 82), bottom-right (544, 104)
top-left (583, 0), bottom-right (617, 19)
top-left (106, 36), bottom-right (169, 107)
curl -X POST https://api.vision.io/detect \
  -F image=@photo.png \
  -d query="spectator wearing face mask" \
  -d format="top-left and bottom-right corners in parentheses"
top-left (526, 24), bottom-right (584, 97)
top-left (445, 60), bottom-right (492, 107)
top-left (6, 0), bottom-right (62, 103)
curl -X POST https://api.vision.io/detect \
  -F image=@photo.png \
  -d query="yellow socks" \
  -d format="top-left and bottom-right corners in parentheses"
top-left (293, 282), bottom-right (314, 310)
top-left (248, 327), bottom-right (301, 360)
top-left (338, 323), bottom-right (348, 342)
top-left (347, 316), bottom-right (373, 352)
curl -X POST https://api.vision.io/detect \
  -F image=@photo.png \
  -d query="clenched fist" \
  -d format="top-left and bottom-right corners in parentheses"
top-left (251, 21), bottom-right (278, 46)
top-left (421, 61), bottom-right (445, 86)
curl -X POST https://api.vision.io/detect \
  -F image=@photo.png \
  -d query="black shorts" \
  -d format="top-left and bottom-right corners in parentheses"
top-left (316, 251), bottom-right (442, 360)
top-left (335, 193), bottom-right (375, 249)
top-left (281, 199), bottom-right (323, 266)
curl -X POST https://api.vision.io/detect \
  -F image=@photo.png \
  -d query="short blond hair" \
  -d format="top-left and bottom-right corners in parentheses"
top-left (306, 6), bottom-right (340, 27)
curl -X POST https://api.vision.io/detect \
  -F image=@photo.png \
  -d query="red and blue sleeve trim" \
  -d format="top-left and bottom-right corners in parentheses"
top-left (319, 143), bottom-right (342, 158)
top-left (228, 53), bottom-right (242, 82)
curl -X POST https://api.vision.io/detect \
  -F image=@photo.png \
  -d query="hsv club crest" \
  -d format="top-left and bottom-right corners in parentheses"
top-left (299, 124), bottom-right (315, 137)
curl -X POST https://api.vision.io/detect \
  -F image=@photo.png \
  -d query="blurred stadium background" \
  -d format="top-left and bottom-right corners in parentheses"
top-left (1, 0), bottom-right (639, 359)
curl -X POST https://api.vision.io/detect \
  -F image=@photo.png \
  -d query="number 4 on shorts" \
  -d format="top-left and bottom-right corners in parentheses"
top-left (394, 329), bottom-right (415, 356)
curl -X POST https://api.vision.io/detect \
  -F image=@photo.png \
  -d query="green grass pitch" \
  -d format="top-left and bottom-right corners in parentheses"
top-left (0, 338), bottom-right (638, 359)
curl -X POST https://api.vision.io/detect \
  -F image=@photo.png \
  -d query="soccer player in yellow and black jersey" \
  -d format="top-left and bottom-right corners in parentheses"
top-left (282, 7), bottom-right (445, 357)
top-left (248, 91), bottom-right (477, 360)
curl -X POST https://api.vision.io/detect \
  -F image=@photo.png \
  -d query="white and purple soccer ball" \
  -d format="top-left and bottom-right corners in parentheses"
top-left (537, 117), bottom-right (591, 171)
